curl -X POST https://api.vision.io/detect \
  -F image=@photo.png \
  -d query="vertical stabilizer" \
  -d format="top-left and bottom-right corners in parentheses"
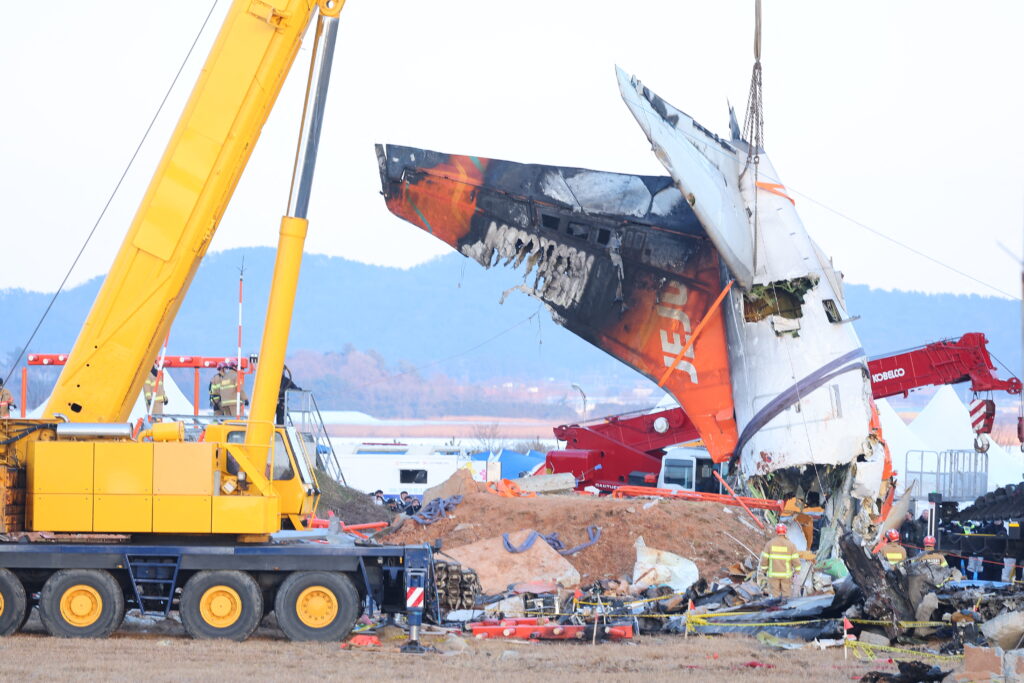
top-left (616, 67), bottom-right (754, 289)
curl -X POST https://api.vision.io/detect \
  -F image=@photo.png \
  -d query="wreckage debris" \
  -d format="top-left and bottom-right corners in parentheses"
top-left (366, 470), bottom-right (1023, 683)
top-left (632, 536), bottom-right (698, 592)
top-left (860, 660), bottom-right (952, 683)
top-left (467, 617), bottom-right (634, 642)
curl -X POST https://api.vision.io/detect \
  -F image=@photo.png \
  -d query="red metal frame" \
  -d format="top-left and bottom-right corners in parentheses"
top-left (23, 354), bottom-right (251, 418)
top-left (545, 406), bottom-right (699, 490)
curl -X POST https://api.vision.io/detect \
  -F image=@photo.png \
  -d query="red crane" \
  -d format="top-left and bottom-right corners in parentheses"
top-left (547, 332), bottom-right (1021, 489)
top-left (868, 333), bottom-right (1021, 449)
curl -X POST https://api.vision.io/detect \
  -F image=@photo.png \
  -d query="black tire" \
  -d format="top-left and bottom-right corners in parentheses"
top-left (0, 568), bottom-right (27, 636)
top-left (20, 605), bottom-right (33, 631)
top-left (273, 571), bottom-right (360, 642)
top-left (38, 569), bottom-right (124, 638)
top-left (179, 571), bottom-right (262, 641)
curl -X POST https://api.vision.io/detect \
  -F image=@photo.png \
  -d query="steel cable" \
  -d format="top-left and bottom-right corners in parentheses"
top-left (2, 1), bottom-right (221, 390)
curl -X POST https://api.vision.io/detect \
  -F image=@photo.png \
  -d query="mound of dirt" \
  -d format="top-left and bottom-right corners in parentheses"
top-left (386, 492), bottom-right (767, 581)
top-left (314, 469), bottom-right (395, 525)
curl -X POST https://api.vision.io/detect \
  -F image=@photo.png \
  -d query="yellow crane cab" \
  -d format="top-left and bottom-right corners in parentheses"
top-left (203, 421), bottom-right (320, 531)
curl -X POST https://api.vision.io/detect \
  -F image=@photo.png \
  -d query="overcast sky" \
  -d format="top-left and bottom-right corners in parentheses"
top-left (1, 1), bottom-right (1021, 298)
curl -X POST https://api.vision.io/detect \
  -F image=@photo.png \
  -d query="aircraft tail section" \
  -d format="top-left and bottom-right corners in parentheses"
top-left (616, 66), bottom-right (754, 289)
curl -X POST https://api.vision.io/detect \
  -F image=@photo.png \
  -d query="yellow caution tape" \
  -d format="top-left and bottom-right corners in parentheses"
top-left (684, 614), bottom-right (946, 630)
top-left (844, 639), bottom-right (963, 662)
top-left (687, 614), bottom-right (836, 628)
top-left (849, 619), bottom-right (946, 628)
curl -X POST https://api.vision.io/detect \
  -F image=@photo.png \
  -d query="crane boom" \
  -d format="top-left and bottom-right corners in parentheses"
top-left (867, 332), bottom-right (1022, 399)
top-left (46, 0), bottom-right (331, 422)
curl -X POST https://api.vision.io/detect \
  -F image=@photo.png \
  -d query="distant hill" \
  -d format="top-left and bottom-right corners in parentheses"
top-left (2, 248), bottom-right (1020, 392)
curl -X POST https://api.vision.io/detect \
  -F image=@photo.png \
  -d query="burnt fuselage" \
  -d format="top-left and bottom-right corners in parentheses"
top-left (377, 144), bottom-right (738, 461)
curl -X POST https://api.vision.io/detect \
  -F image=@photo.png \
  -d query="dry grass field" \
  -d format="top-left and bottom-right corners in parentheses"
top-left (0, 614), bottom-right (961, 682)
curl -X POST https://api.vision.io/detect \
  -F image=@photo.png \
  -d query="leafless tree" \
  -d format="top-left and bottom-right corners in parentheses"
top-left (471, 422), bottom-right (506, 454)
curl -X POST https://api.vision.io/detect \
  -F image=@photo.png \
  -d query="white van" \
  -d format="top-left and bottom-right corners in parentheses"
top-left (656, 446), bottom-right (724, 493)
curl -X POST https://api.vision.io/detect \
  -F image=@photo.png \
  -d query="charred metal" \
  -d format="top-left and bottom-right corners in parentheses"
top-left (742, 276), bottom-right (818, 323)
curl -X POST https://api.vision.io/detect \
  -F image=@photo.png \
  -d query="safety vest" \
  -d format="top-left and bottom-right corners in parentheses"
top-left (915, 551), bottom-right (948, 568)
top-left (881, 542), bottom-right (907, 564)
top-left (220, 372), bottom-right (238, 392)
top-left (143, 375), bottom-right (166, 403)
top-left (761, 537), bottom-right (800, 578)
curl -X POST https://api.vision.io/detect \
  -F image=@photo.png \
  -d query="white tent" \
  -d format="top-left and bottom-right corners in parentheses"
top-left (877, 398), bottom-right (932, 463)
top-left (876, 398), bottom-right (935, 501)
top-left (909, 386), bottom-right (1020, 492)
top-left (28, 370), bottom-right (194, 421)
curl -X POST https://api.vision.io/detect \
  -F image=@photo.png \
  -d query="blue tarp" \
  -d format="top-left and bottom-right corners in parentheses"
top-left (466, 449), bottom-right (546, 479)
top-left (498, 449), bottom-right (545, 479)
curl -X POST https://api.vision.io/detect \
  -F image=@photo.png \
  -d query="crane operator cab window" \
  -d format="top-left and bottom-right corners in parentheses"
top-left (226, 430), bottom-right (295, 481)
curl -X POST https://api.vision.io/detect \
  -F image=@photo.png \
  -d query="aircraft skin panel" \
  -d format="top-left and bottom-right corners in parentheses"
top-left (617, 66), bottom-right (754, 289)
top-left (617, 72), bottom-right (881, 494)
top-left (377, 144), bottom-right (739, 462)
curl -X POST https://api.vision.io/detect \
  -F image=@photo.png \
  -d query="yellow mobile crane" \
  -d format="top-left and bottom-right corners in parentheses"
top-left (0, 0), bottom-right (436, 647)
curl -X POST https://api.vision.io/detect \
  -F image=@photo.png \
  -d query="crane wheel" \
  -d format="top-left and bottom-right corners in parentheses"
top-left (38, 569), bottom-right (124, 638)
top-left (179, 570), bottom-right (262, 641)
top-left (0, 569), bottom-right (27, 636)
top-left (274, 571), bottom-right (359, 642)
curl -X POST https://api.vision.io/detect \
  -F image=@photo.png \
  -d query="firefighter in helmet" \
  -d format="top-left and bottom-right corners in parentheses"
top-left (879, 529), bottom-right (907, 565)
top-left (209, 362), bottom-right (227, 416)
top-left (914, 536), bottom-right (948, 568)
top-left (217, 359), bottom-right (248, 417)
top-left (759, 523), bottom-right (801, 598)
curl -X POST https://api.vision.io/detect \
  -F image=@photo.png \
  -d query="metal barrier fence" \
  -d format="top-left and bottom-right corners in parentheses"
top-left (897, 449), bottom-right (987, 502)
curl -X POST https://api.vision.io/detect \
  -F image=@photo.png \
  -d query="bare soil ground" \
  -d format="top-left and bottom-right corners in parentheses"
top-left (0, 626), bottom-right (961, 682)
top-left (387, 492), bottom-right (768, 581)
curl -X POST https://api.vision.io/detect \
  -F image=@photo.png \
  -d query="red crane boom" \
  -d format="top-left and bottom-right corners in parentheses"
top-left (867, 333), bottom-right (1020, 399)
top-left (548, 332), bottom-right (1021, 489)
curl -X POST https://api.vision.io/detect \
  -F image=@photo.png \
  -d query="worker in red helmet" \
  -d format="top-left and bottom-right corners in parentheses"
top-left (217, 359), bottom-right (248, 417)
top-left (913, 535), bottom-right (948, 568)
top-left (758, 523), bottom-right (801, 598)
top-left (879, 528), bottom-right (907, 565)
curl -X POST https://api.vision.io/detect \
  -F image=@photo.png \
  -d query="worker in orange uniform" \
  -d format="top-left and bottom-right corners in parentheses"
top-left (913, 536), bottom-right (948, 568)
top-left (759, 523), bottom-right (801, 598)
top-left (143, 365), bottom-right (168, 417)
top-left (217, 360), bottom-right (248, 417)
top-left (879, 529), bottom-right (907, 565)
top-left (0, 379), bottom-right (15, 418)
